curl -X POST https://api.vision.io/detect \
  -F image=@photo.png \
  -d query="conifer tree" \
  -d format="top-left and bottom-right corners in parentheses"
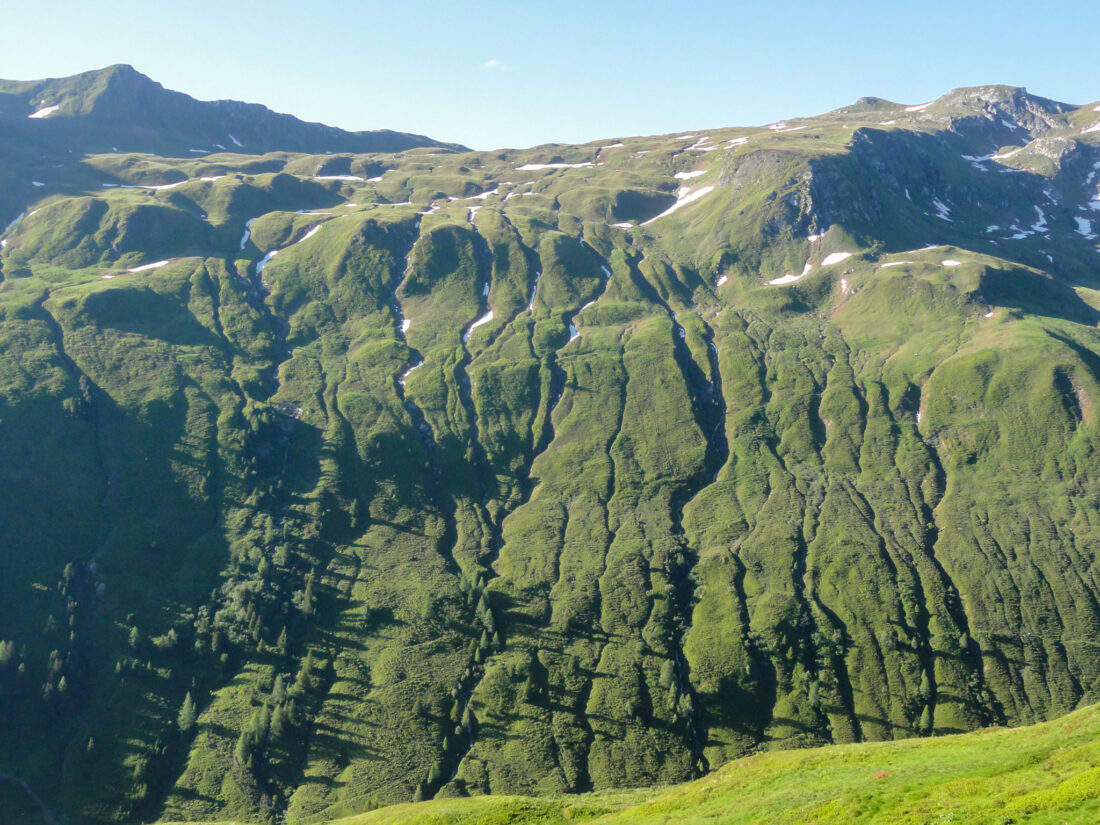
top-left (178, 691), bottom-right (197, 734)
top-left (302, 571), bottom-right (316, 618)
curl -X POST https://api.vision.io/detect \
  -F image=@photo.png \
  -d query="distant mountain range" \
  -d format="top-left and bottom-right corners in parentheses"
top-left (0, 67), bottom-right (1099, 825)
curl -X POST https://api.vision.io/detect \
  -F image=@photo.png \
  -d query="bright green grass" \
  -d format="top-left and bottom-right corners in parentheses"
top-left (159, 701), bottom-right (1100, 824)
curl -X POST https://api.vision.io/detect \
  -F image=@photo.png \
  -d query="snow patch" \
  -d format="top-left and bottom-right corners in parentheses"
top-left (516, 162), bottom-right (593, 171)
top-left (1001, 119), bottom-right (1019, 131)
top-left (942, 259), bottom-right (962, 267)
top-left (401, 319), bottom-right (411, 333)
top-left (462, 310), bottom-right (494, 343)
top-left (932, 198), bottom-right (952, 221)
top-left (768, 262), bottom-right (812, 286)
top-left (1075, 217), bottom-right (1095, 238)
top-left (527, 271), bottom-right (542, 311)
top-left (821, 251), bottom-right (853, 266)
top-left (314, 175), bottom-right (365, 181)
top-left (600, 142), bottom-right (624, 149)
top-left (807, 232), bottom-right (824, 242)
top-left (4, 212), bottom-right (26, 233)
top-left (1031, 206), bottom-right (1048, 233)
top-left (687, 136), bottom-right (719, 151)
top-left (31, 181), bottom-right (44, 187)
top-left (468, 186), bottom-right (500, 200)
top-left (768, 272), bottom-right (803, 286)
top-left (28, 104), bottom-right (60, 119)
top-left (1083, 122), bottom-right (1100, 135)
top-left (840, 278), bottom-right (849, 294)
top-left (880, 261), bottom-right (913, 268)
top-left (984, 311), bottom-right (994, 318)
top-left (568, 323), bottom-right (579, 342)
top-left (716, 275), bottom-right (728, 287)
top-left (188, 149), bottom-right (209, 154)
top-left (674, 170), bottom-right (707, 180)
top-left (256, 250), bottom-right (279, 276)
top-left (611, 221), bottom-right (634, 229)
top-left (297, 225), bottom-right (322, 244)
top-left (641, 185), bottom-right (716, 225)
top-left (881, 120), bottom-right (897, 125)
top-left (229, 134), bottom-right (244, 147)
top-left (128, 260), bottom-right (170, 273)
top-left (399, 361), bottom-right (422, 386)
top-left (904, 102), bottom-right (933, 112)
top-left (962, 153), bottom-right (995, 170)
top-left (726, 137), bottom-right (749, 147)
top-left (240, 217), bottom-right (258, 250)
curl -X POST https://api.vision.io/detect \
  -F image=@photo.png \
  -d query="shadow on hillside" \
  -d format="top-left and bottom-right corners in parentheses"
top-left (979, 267), bottom-right (1100, 325)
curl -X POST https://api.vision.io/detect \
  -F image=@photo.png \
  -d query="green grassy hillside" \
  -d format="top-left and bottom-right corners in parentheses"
top-left (162, 700), bottom-right (1100, 824)
top-left (1, 79), bottom-right (1100, 824)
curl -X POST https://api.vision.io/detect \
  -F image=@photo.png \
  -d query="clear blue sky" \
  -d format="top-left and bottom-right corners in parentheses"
top-left (2, 0), bottom-right (1097, 150)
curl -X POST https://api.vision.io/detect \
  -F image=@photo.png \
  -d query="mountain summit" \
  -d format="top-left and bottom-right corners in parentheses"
top-left (0, 64), bottom-right (465, 157)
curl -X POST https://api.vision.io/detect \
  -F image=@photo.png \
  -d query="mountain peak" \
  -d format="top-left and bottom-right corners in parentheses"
top-left (0, 64), bottom-right (465, 156)
top-left (934, 84), bottom-right (1072, 118)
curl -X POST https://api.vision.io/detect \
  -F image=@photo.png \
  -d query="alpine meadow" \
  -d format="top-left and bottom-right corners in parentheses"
top-left (2, 64), bottom-right (1100, 824)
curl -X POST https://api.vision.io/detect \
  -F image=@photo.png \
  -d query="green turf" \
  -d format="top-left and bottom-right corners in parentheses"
top-left (160, 701), bottom-right (1100, 824)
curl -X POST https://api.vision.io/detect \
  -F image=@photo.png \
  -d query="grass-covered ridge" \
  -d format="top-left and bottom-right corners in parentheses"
top-left (0, 78), bottom-right (1099, 824)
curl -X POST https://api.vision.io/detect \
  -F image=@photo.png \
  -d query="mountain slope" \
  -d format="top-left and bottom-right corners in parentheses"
top-left (0, 64), bottom-right (465, 156)
top-left (0, 81), bottom-right (1099, 824)
top-left (254, 699), bottom-right (1100, 824)
top-left (0, 65), bottom-right (465, 235)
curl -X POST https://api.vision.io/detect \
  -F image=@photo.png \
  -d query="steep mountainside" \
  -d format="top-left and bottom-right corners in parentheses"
top-left (1, 78), bottom-right (1100, 824)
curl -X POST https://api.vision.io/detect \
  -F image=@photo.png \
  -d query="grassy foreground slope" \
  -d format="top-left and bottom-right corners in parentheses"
top-left (165, 701), bottom-right (1100, 824)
